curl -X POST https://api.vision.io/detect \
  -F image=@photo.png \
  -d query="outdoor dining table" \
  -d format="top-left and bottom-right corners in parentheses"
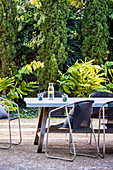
top-left (24, 97), bottom-right (113, 153)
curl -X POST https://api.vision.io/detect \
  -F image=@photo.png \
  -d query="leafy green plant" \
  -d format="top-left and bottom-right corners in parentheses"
top-left (57, 59), bottom-right (107, 97)
top-left (0, 77), bottom-right (15, 92)
top-left (0, 60), bottom-right (44, 101)
top-left (0, 99), bottom-right (17, 112)
top-left (104, 61), bottom-right (113, 92)
top-left (15, 0), bottom-right (42, 69)
top-left (7, 60), bottom-right (44, 101)
top-left (19, 107), bottom-right (39, 118)
top-left (0, 78), bottom-right (17, 111)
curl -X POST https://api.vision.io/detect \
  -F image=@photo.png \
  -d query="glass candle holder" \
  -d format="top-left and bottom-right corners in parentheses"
top-left (62, 94), bottom-right (68, 102)
top-left (38, 93), bottom-right (43, 101)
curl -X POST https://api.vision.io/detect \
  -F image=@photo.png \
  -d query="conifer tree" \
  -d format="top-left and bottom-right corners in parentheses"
top-left (0, 0), bottom-right (17, 78)
top-left (81, 0), bottom-right (109, 65)
top-left (38, 0), bottom-right (69, 90)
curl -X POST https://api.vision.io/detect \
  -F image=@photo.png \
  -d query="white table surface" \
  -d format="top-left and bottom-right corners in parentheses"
top-left (24, 97), bottom-right (113, 108)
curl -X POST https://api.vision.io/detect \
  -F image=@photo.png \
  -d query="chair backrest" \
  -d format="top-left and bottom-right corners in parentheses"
top-left (0, 105), bottom-right (8, 119)
top-left (89, 92), bottom-right (113, 118)
top-left (107, 101), bottom-right (113, 128)
top-left (89, 92), bottom-right (113, 98)
top-left (73, 100), bottom-right (94, 129)
top-left (41, 91), bottom-right (63, 97)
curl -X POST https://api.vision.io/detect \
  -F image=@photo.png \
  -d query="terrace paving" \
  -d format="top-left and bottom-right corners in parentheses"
top-left (0, 118), bottom-right (113, 170)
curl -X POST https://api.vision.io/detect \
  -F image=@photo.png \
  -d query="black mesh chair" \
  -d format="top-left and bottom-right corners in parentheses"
top-left (41, 91), bottom-right (65, 117)
top-left (89, 92), bottom-right (113, 98)
top-left (89, 92), bottom-right (113, 118)
top-left (89, 92), bottom-right (113, 145)
top-left (45, 100), bottom-right (99, 161)
top-left (98, 101), bottom-right (113, 157)
top-left (0, 97), bottom-right (22, 149)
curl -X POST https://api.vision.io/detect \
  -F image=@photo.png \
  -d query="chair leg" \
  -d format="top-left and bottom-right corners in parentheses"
top-left (0, 118), bottom-right (11, 149)
top-left (7, 118), bottom-right (22, 146)
top-left (103, 106), bottom-right (106, 157)
top-left (98, 107), bottom-right (105, 158)
top-left (77, 121), bottom-right (99, 158)
top-left (90, 120), bottom-right (99, 158)
top-left (85, 132), bottom-right (92, 144)
top-left (0, 118), bottom-right (22, 149)
top-left (69, 132), bottom-right (74, 154)
top-left (45, 107), bottom-right (76, 161)
top-left (69, 121), bottom-right (99, 158)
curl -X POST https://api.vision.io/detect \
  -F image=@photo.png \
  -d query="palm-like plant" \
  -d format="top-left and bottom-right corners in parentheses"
top-left (0, 60), bottom-right (44, 101)
top-left (58, 59), bottom-right (107, 97)
top-left (0, 77), bottom-right (15, 92)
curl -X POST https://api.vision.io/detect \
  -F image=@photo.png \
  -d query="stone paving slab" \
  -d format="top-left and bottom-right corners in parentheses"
top-left (0, 118), bottom-right (113, 170)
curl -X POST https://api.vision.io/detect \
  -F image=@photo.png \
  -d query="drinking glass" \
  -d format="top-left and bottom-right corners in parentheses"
top-left (38, 93), bottom-right (43, 101)
top-left (62, 94), bottom-right (68, 102)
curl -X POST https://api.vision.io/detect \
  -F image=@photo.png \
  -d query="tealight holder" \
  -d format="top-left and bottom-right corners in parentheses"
top-left (38, 93), bottom-right (43, 101)
top-left (62, 94), bottom-right (68, 102)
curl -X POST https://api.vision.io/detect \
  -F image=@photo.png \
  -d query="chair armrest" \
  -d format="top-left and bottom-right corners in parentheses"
top-left (47, 103), bottom-right (73, 133)
top-left (0, 97), bottom-right (20, 117)
top-left (0, 97), bottom-right (18, 107)
top-left (48, 102), bottom-right (75, 118)
top-left (98, 101), bottom-right (113, 121)
top-left (99, 102), bottom-right (108, 126)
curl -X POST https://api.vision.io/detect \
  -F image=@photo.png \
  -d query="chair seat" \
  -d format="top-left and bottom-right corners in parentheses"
top-left (0, 117), bottom-right (18, 120)
top-left (50, 115), bottom-right (66, 118)
top-left (49, 124), bottom-right (92, 132)
top-left (0, 97), bottom-right (22, 149)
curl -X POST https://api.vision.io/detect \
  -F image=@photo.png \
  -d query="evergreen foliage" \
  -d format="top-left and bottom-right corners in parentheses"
top-left (38, 0), bottom-right (69, 90)
top-left (108, 0), bottom-right (113, 61)
top-left (15, 0), bottom-right (41, 67)
top-left (66, 4), bottom-right (83, 71)
top-left (0, 0), bottom-right (17, 77)
top-left (81, 0), bottom-right (109, 65)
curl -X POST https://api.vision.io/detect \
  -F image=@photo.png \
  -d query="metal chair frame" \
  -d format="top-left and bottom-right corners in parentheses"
top-left (45, 100), bottom-right (99, 161)
top-left (89, 92), bottom-right (113, 145)
top-left (0, 97), bottom-right (22, 149)
top-left (98, 101), bottom-right (113, 158)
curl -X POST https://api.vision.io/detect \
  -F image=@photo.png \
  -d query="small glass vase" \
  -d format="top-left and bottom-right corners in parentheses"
top-left (48, 83), bottom-right (54, 100)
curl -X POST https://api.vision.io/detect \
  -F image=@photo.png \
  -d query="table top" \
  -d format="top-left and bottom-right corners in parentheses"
top-left (24, 97), bottom-right (113, 108)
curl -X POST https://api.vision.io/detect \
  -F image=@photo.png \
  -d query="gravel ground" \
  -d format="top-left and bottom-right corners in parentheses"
top-left (0, 118), bottom-right (113, 170)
